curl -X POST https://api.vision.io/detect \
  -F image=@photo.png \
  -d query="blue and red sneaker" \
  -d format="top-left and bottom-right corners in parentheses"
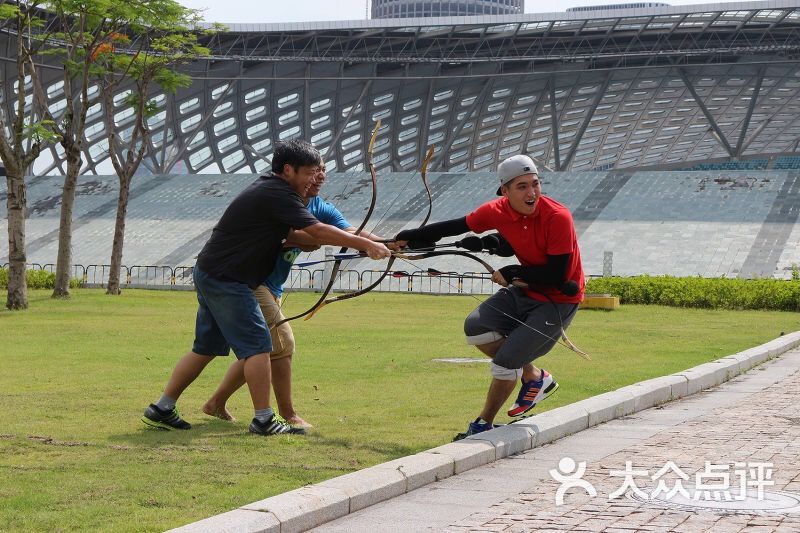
top-left (453, 418), bottom-right (500, 441)
top-left (507, 370), bottom-right (559, 417)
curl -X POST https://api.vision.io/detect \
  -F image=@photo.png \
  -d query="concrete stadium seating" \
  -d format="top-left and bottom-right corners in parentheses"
top-left (1, 169), bottom-right (798, 281)
top-left (681, 160), bottom-right (769, 171)
top-left (773, 156), bottom-right (800, 170)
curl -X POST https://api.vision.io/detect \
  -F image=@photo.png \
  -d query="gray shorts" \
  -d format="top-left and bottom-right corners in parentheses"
top-left (463, 286), bottom-right (578, 370)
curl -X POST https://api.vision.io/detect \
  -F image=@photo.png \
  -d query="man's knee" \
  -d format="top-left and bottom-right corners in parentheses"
top-left (490, 362), bottom-right (522, 381)
top-left (464, 302), bottom-right (506, 346)
top-left (477, 339), bottom-right (505, 357)
top-left (268, 325), bottom-right (295, 359)
top-left (271, 354), bottom-right (292, 371)
top-left (269, 347), bottom-right (293, 361)
top-left (465, 331), bottom-right (503, 346)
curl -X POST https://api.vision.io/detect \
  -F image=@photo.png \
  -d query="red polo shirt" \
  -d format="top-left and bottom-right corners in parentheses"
top-left (466, 195), bottom-right (585, 304)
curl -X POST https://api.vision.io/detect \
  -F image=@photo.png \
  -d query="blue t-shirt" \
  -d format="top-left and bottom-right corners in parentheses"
top-left (265, 196), bottom-right (351, 297)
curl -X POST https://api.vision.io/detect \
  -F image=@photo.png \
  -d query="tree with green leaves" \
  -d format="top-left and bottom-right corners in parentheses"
top-left (39, 0), bottom-right (135, 298)
top-left (27, 0), bottom-right (208, 299)
top-left (91, 4), bottom-right (211, 294)
top-left (0, 2), bottom-right (59, 310)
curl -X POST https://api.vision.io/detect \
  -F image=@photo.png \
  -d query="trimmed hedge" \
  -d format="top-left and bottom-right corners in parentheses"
top-left (586, 275), bottom-right (800, 311)
top-left (1, 267), bottom-right (797, 311)
top-left (0, 268), bottom-right (83, 289)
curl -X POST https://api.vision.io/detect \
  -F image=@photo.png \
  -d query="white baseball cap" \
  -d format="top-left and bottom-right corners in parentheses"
top-left (496, 154), bottom-right (538, 195)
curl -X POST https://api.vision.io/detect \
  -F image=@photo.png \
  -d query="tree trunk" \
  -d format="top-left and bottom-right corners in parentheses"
top-left (106, 175), bottom-right (131, 295)
top-left (5, 172), bottom-right (28, 310)
top-left (52, 155), bottom-right (80, 298)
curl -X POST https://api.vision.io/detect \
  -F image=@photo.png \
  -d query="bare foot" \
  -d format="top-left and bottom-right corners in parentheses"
top-left (202, 401), bottom-right (236, 421)
top-left (283, 414), bottom-right (313, 429)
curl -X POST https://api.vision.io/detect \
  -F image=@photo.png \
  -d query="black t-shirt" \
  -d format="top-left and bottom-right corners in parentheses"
top-left (196, 173), bottom-right (319, 288)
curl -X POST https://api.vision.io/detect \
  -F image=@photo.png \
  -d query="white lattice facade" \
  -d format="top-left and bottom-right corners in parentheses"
top-left (5, 1), bottom-right (800, 178)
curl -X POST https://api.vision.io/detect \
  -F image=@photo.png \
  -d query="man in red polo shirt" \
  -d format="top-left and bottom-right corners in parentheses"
top-left (395, 154), bottom-right (584, 438)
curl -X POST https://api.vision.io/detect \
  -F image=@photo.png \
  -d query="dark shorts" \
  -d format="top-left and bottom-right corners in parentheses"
top-left (463, 286), bottom-right (578, 370)
top-left (192, 265), bottom-right (272, 359)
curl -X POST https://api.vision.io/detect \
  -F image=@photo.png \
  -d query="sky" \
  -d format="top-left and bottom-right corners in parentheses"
top-left (178, 0), bottom-right (731, 24)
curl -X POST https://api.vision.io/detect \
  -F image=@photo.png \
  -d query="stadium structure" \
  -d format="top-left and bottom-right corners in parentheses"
top-left (14, 0), bottom-right (800, 176)
top-left (371, 0), bottom-right (524, 19)
top-left (2, 0), bottom-right (800, 284)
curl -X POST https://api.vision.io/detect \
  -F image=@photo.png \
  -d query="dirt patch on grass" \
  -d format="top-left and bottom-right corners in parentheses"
top-left (27, 435), bottom-right (91, 447)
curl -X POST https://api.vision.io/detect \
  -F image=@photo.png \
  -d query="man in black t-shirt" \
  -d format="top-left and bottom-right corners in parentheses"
top-left (142, 140), bottom-right (391, 436)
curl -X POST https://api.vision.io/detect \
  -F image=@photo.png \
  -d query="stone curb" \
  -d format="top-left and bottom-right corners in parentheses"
top-left (170, 332), bottom-right (800, 533)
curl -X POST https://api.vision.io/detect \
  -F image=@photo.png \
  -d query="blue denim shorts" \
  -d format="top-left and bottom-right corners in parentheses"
top-left (191, 265), bottom-right (272, 359)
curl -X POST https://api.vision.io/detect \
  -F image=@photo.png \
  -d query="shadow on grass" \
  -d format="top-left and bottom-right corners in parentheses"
top-left (110, 417), bottom-right (418, 453)
top-left (304, 433), bottom-right (421, 458)
top-left (109, 420), bottom-right (423, 460)
top-left (109, 417), bottom-right (250, 447)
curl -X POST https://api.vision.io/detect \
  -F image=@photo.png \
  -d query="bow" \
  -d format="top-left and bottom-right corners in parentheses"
top-left (275, 120), bottom-right (382, 327)
top-left (303, 145), bottom-right (437, 319)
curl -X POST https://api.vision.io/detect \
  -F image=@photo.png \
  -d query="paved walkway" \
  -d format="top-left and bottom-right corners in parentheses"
top-left (313, 348), bottom-right (800, 532)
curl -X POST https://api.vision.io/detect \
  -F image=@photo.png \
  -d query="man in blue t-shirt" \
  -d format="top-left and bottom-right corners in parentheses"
top-left (202, 162), bottom-right (384, 428)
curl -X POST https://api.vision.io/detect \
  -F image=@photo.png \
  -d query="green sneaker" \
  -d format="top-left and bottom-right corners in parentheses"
top-left (249, 415), bottom-right (305, 436)
top-left (142, 404), bottom-right (191, 430)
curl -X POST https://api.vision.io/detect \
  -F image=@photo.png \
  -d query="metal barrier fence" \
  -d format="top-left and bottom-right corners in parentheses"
top-left (8, 263), bottom-right (496, 295)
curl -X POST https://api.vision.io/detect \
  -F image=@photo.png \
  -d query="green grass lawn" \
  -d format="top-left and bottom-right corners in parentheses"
top-left (2, 289), bottom-right (798, 531)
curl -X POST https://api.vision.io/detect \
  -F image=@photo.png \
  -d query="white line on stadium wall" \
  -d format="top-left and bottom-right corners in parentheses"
top-left (183, 59), bottom-right (800, 81)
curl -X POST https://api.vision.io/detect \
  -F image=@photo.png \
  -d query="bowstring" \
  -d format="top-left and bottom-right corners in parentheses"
top-left (323, 146), bottom-right (434, 298)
